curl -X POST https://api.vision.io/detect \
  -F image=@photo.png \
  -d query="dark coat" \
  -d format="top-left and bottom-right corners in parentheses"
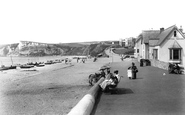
top-left (131, 65), bottom-right (138, 79)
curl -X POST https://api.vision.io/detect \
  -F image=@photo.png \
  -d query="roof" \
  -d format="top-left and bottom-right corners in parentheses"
top-left (142, 30), bottom-right (160, 44)
top-left (137, 25), bottom-right (185, 46)
top-left (168, 40), bottom-right (182, 49)
top-left (149, 38), bottom-right (159, 46)
top-left (136, 34), bottom-right (143, 42)
top-left (156, 25), bottom-right (176, 45)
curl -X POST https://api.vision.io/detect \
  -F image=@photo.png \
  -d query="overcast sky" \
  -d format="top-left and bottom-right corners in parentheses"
top-left (0, 0), bottom-right (185, 44)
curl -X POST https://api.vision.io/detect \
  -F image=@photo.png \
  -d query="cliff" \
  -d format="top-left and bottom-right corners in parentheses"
top-left (0, 42), bottom-right (113, 57)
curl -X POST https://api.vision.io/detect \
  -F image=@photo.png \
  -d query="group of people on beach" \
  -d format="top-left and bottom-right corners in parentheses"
top-left (76, 57), bottom-right (87, 63)
top-left (99, 62), bottom-right (138, 92)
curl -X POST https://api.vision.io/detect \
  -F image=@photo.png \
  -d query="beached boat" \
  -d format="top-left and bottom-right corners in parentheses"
top-left (8, 65), bottom-right (17, 69)
top-left (20, 64), bottom-right (34, 69)
top-left (45, 60), bottom-right (54, 65)
top-left (35, 64), bottom-right (45, 67)
top-left (0, 66), bottom-right (9, 71)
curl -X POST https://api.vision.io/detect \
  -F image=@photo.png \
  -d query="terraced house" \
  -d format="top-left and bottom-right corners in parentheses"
top-left (134, 25), bottom-right (185, 69)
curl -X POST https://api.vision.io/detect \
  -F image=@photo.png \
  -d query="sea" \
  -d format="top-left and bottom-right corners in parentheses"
top-left (0, 55), bottom-right (75, 66)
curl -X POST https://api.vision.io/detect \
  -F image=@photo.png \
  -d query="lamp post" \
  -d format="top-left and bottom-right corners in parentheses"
top-left (111, 49), bottom-right (113, 63)
top-left (111, 42), bottom-right (114, 63)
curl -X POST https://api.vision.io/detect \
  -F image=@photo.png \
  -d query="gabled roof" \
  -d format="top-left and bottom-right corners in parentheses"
top-left (169, 40), bottom-right (182, 49)
top-left (136, 25), bottom-right (185, 46)
top-left (156, 25), bottom-right (176, 45)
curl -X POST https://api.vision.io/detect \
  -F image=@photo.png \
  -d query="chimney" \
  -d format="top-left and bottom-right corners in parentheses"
top-left (160, 28), bottom-right (164, 33)
top-left (179, 26), bottom-right (183, 33)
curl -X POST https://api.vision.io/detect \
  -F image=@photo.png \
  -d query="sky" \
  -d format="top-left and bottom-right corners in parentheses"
top-left (1, 0), bottom-right (185, 44)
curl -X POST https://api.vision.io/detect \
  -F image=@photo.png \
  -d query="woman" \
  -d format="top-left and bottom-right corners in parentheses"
top-left (130, 62), bottom-right (138, 79)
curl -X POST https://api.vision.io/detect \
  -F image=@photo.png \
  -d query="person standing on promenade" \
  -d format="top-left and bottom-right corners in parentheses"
top-left (130, 62), bottom-right (138, 79)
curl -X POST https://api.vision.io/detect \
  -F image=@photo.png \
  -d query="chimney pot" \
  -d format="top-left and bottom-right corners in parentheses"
top-left (179, 26), bottom-right (183, 33)
top-left (160, 28), bottom-right (164, 33)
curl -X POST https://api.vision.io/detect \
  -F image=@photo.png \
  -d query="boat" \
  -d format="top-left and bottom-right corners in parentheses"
top-left (8, 65), bottom-right (17, 69)
top-left (35, 64), bottom-right (45, 67)
top-left (45, 60), bottom-right (54, 65)
top-left (0, 66), bottom-right (9, 71)
top-left (20, 64), bottom-right (34, 69)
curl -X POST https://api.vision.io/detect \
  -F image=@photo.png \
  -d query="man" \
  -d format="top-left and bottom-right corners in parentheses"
top-left (99, 67), bottom-right (106, 78)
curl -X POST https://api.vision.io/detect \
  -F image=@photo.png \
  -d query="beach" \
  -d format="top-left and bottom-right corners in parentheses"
top-left (0, 57), bottom-right (111, 115)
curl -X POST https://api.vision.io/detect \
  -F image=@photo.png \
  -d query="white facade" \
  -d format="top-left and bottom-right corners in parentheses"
top-left (157, 29), bottom-right (185, 66)
top-left (135, 25), bottom-right (185, 67)
top-left (134, 38), bottom-right (142, 59)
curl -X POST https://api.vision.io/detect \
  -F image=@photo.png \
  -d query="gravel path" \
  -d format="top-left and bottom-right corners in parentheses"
top-left (0, 57), bottom-right (111, 115)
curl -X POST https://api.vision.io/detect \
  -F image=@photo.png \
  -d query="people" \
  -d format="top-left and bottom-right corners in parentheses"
top-left (114, 70), bottom-right (122, 83)
top-left (127, 67), bottom-right (132, 79)
top-left (88, 66), bottom-right (106, 86)
top-left (99, 67), bottom-right (106, 78)
top-left (130, 62), bottom-right (138, 79)
top-left (99, 68), bottom-right (121, 91)
top-left (99, 67), bottom-right (113, 91)
top-left (77, 57), bottom-right (80, 63)
top-left (108, 70), bottom-right (120, 88)
top-left (93, 57), bottom-right (97, 62)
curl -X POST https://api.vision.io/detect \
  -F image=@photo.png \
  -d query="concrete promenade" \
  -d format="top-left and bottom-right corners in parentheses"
top-left (93, 60), bottom-right (185, 115)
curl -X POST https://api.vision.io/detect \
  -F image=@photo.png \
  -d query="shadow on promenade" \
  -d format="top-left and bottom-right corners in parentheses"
top-left (109, 88), bottom-right (134, 95)
top-left (90, 88), bottom-right (134, 115)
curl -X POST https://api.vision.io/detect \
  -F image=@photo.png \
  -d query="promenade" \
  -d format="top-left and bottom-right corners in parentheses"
top-left (93, 59), bottom-right (185, 115)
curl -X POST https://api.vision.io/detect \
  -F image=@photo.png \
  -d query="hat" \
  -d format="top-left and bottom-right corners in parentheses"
top-left (114, 70), bottom-right (118, 73)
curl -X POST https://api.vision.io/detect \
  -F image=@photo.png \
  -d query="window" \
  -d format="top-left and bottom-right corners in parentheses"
top-left (174, 49), bottom-right (179, 59)
top-left (169, 49), bottom-right (181, 60)
top-left (174, 31), bottom-right (177, 37)
top-left (137, 49), bottom-right (139, 53)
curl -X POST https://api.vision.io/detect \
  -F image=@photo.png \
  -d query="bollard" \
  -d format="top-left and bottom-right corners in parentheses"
top-left (68, 77), bottom-right (105, 115)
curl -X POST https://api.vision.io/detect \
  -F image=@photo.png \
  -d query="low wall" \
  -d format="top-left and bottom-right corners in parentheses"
top-left (150, 59), bottom-right (168, 70)
top-left (67, 77), bottom-right (105, 115)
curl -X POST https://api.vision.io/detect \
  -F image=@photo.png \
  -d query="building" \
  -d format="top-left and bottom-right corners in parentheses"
top-left (135, 25), bottom-right (185, 69)
top-left (18, 41), bottom-right (51, 49)
top-left (125, 37), bottom-right (136, 48)
top-left (119, 38), bottom-right (126, 47)
top-left (134, 30), bottom-right (160, 59)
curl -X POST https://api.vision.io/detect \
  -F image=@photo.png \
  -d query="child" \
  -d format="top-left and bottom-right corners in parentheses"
top-left (127, 67), bottom-right (132, 79)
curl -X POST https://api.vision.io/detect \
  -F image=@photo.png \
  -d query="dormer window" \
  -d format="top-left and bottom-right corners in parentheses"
top-left (174, 31), bottom-right (177, 37)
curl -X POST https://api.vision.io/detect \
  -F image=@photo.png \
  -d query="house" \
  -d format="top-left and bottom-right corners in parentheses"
top-left (135, 25), bottom-right (185, 69)
top-left (134, 30), bottom-right (160, 59)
